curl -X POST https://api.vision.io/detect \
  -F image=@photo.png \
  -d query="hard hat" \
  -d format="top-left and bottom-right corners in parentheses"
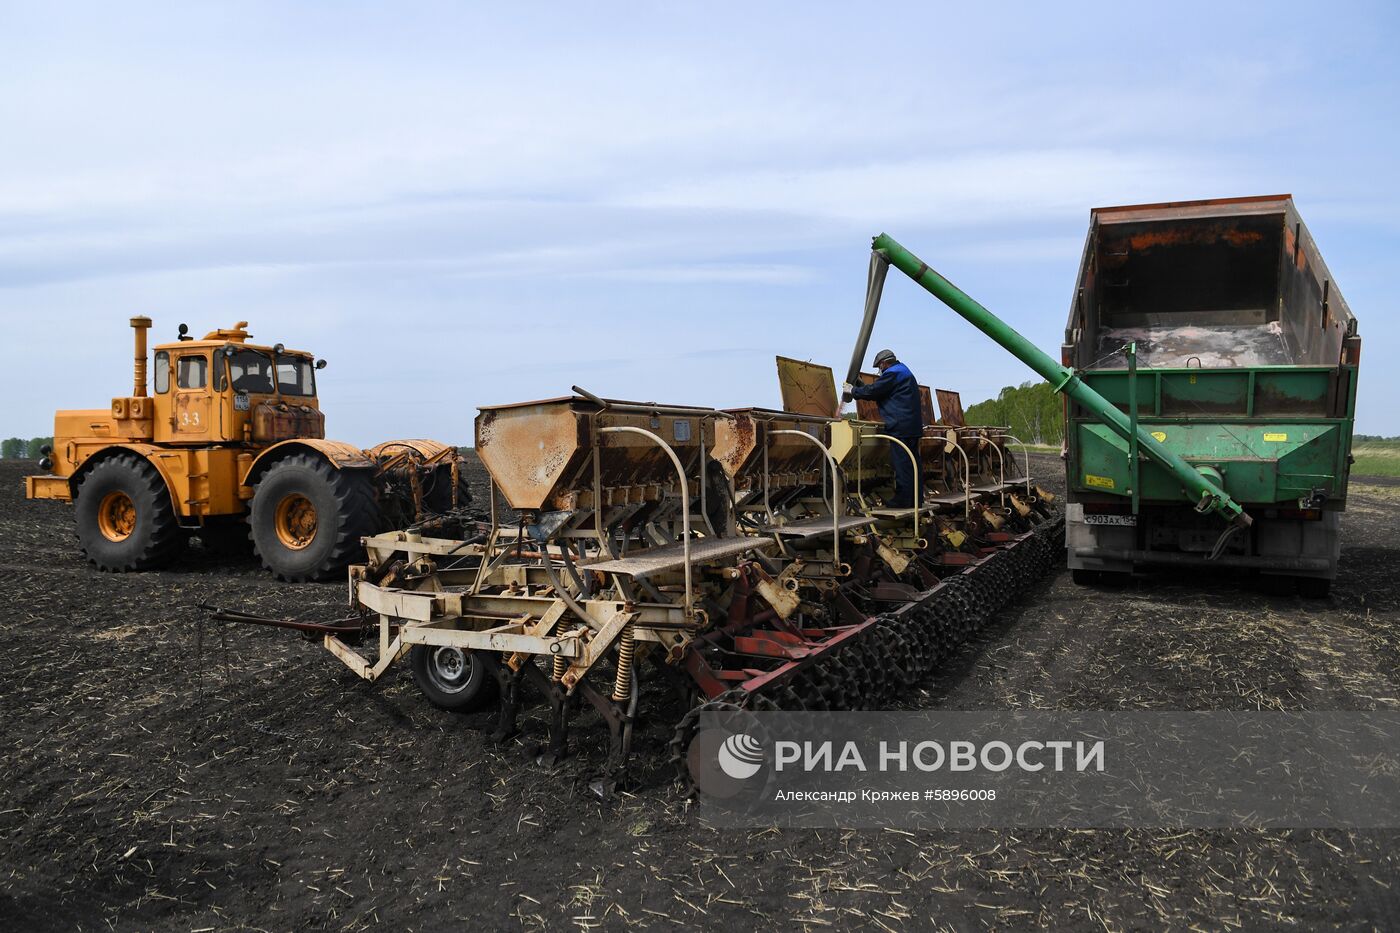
top-left (873, 349), bottom-right (897, 367)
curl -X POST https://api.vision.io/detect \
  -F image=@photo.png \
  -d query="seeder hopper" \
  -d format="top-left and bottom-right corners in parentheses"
top-left (211, 356), bottom-right (1062, 791)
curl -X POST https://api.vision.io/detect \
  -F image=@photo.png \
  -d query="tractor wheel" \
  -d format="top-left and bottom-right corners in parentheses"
top-left (74, 454), bottom-right (183, 572)
top-left (249, 454), bottom-right (379, 582)
top-left (409, 644), bottom-right (497, 712)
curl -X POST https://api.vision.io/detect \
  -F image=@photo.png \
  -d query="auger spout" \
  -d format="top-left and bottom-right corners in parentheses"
top-left (870, 232), bottom-right (1251, 529)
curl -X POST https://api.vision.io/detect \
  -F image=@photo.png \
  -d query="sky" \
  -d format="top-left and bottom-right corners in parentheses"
top-left (2, 1), bottom-right (1397, 445)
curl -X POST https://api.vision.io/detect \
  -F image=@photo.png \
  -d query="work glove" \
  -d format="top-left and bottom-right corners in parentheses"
top-left (841, 382), bottom-right (854, 403)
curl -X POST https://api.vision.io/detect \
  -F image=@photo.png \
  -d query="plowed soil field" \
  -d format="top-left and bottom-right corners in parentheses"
top-left (2, 454), bottom-right (1398, 930)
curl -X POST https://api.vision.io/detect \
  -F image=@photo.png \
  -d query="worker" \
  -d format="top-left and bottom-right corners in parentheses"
top-left (843, 349), bottom-right (922, 508)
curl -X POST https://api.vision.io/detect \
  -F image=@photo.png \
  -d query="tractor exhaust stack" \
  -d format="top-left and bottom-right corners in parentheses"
top-left (129, 316), bottom-right (152, 397)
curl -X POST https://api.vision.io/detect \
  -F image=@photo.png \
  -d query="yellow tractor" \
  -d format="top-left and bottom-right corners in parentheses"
top-left (25, 318), bottom-right (469, 581)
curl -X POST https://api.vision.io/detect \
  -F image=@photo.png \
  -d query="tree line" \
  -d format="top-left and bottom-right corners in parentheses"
top-left (964, 381), bottom-right (1063, 445)
top-left (1, 437), bottom-right (54, 459)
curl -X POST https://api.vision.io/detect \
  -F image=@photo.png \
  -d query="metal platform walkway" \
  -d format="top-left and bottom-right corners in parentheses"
top-left (584, 536), bottom-right (776, 578)
top-left (971, 477), bottom-right (1029, 494)
top-left (761, 515), bottom-right (876, 539)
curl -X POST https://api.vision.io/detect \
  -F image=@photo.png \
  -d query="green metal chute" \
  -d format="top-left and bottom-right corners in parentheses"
top-left (869, 232), bottom-right (1252, 530)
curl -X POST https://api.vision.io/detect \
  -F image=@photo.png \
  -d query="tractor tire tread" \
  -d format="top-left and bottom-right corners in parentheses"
top-left (251, 453), bottom-right (381, 582)
top-left (74, 453), bottom-right (182, 572)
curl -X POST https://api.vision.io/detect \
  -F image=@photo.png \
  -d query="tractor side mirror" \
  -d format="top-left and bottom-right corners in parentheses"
top-left (178, 323), bottom-right (190, 341)
top-left (315, 359), bottom-right (327, 370)
top-left (273, 343), bottom-right (285, 355)
top-left (222, 346), bottom-right (235, 358)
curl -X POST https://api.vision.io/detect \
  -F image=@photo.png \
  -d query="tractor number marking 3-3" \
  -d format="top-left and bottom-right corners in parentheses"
top-left (181, 411), bottom-right (201, 426)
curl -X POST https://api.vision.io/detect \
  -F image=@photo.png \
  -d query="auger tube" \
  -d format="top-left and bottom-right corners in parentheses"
top-left (871, 233), bottom-right (1251, 529)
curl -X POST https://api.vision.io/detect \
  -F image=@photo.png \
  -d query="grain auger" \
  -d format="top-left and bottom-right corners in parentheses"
top-left (866, 233), bottom-right (1252, 533)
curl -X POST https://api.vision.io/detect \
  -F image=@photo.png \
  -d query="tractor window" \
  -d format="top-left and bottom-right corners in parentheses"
top-left (277, 358), bottom-right (316, 396)
top-left (177, 355), bottom-right (207, 389)
top-left (227, 349), bottom-right (276, 394)
top-left (154, 351), bottom-right (169, 393)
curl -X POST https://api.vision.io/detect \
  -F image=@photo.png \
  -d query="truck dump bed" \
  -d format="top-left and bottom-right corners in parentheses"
top-left (1068, 195), bottom-right (1356, 370)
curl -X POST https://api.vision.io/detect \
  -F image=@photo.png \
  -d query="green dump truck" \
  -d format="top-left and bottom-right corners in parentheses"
top-left (864, 194), bottom-right (1361, 598)
top-left (1058, 195), bottom-right (1360, 595)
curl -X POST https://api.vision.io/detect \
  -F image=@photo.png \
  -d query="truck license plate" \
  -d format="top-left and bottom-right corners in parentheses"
top-left (1084, 514), bottom-right (1136, 526)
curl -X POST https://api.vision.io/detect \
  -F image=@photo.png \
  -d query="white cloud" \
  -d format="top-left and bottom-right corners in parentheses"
top-left (615, 149), bottom-right (1236, 227)
top-left (578, 264), bottom-right (816, 285)
top-left (1, 2), bottom-right (1396, 439)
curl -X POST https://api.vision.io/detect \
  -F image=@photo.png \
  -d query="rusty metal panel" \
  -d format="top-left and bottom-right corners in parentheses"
top-left (593, 411), bottom-right (714, 499)
top-left (714, 409), bottom-right (832, 491)
top-left (303, 439), bottom-right (373, 468)
top-left (365, 439), bottom-right (453, 461)
top-left (853, 371), bottom-right (881, 423)
top-left (251, 400), bottom-right (326, 444)
top-left (475, 400), bottom-right (587, 511)
top-left (711, 411), bottom-right (758, 482)
top-left (1091, 194), bottom-right (1292, 224)
top-left (776, 356), bottom-right (838, 418)
top-left (842, 372), bottom-right (936, 427)
top-left (477, 396), bottom-right (721, 512)
top-left (918, 385), bottom-right (937, 426)
top-left (935, 389), bottom-right (965, 427)
top-left (246, 439), bottom-right (376, 477)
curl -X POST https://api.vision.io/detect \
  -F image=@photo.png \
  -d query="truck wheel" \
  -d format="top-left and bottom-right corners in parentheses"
top-left (1071, 569), bottom-right (1101, 586)
top-left (1071, 568), bottom-right (1130, 588)
top-left (250, 454), bottom-right (379, 582)
top-left (74, 454), bottom-right (183, 572)
top-left (409, 644), bottom-right (497, 712)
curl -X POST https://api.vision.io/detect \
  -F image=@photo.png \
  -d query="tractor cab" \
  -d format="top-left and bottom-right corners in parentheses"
top-left (149, 321), bottom-right (327, 447)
